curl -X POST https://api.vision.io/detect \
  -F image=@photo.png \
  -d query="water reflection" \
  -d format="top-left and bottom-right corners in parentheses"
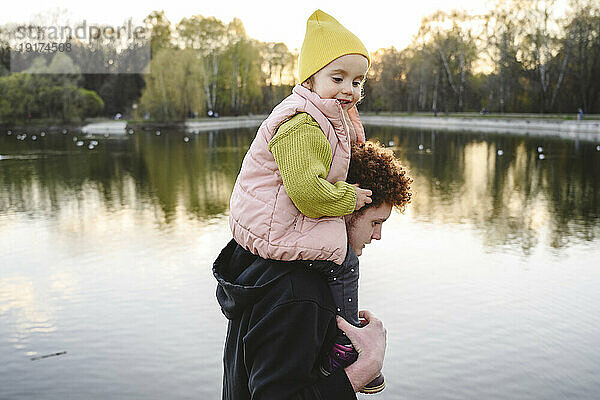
top-left (2, 126), bottom-right (600, 400)
top-left (0, 276), bottom-right (56, 338)
top-left (138, 130), bottom-right (250, 222)
top-left (370, 128), bottom-right (600, 253)
top-left (0, 128), bottom-right (253, 223)
top-left (1, 126), bottom-right (599, 253)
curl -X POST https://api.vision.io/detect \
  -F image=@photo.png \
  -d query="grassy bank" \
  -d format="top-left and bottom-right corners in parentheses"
top-left (361, 111), bottom-right (600, 121)
top-left (4, 112), bottom-right (600, 131)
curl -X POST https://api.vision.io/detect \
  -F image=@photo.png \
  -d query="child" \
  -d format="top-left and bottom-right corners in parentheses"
top-left (229, 9), bottom-right (384, 393)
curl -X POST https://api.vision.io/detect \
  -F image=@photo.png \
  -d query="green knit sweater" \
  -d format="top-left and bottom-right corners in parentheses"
top-left (268, 112), bottom-right (357, 219)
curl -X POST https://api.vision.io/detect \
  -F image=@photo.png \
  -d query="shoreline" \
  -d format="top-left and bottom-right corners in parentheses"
top-left (360, 115), bottom-right (600, 141)
top-left (5, 114), bottom-right (600, 142)
top-left (183, 116), bottom-right (265, 133)
top-left (76, 116), bottom-right (268, 135)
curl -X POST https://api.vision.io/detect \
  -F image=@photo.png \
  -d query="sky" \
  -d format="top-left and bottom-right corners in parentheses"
top-left (0, 0), bottom-right (500, 52)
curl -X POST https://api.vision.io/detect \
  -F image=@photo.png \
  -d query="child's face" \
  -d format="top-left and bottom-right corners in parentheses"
top-left (303, 54), bottom-right (368, 111)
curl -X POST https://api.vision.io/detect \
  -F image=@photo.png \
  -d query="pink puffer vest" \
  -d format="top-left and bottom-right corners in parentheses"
top-left (229, 84), bottom-right (365, 265)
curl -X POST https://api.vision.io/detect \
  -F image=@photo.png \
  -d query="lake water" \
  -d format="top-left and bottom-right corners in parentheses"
top-left (1, 126), bottom-right (600, 399)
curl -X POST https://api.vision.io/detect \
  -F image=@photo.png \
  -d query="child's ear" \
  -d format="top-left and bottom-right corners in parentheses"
top-left (301, 80), bottom-right (312, 90)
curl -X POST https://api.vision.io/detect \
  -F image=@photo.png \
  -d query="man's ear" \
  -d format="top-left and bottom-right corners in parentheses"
top-left (343, 213), bottom-right (354, 226)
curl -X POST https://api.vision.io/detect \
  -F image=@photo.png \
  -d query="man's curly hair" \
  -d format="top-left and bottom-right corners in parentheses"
top-left (347, 141), bottom-right (413, 212)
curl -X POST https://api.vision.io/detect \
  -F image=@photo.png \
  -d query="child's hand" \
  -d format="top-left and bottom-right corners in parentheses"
top-left (354, 185), bottom-right (372, 210)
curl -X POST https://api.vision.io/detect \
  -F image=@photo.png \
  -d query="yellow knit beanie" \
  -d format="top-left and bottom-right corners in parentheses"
top-left (298, 10), bottom-right (370, 84)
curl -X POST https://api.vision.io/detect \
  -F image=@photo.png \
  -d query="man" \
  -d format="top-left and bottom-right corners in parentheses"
top-left (213, 141), bottom-right (412, 399)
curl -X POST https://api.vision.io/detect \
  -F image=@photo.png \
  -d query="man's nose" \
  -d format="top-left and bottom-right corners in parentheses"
top-left (371, 225), bottom-right (382, 240)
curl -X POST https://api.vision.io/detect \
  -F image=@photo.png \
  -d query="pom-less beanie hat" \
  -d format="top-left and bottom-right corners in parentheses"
top-left (298, 9), bottom-right (371, 84)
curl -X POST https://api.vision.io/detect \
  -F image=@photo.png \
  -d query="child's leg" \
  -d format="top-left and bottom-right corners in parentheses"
top-left (326, 253), bottom-right (360, 329)
top-left (317, 247), bottom-right (387, 394)
top-left (311, 247), bottom-right (361, 374)
top-left (305, 245), bottom-right (359, 328)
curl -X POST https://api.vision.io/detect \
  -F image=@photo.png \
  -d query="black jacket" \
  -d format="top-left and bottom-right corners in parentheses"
top-left (213, 239), bottom-right (357, 400)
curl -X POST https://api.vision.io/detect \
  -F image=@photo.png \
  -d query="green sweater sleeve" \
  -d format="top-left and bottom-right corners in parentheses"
top-left (268, 113), bottom-right (356, 219)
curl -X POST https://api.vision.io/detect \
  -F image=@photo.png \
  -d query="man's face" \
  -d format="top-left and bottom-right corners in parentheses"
top-left (346, 203), bottom-right (392, 256)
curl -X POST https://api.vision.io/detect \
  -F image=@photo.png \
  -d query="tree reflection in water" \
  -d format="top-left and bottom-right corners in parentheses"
top-left (1, 126), bottom-right (598, 253)
top-left (369, 127), bottom-right (600, 253)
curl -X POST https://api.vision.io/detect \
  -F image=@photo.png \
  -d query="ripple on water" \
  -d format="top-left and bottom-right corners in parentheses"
top-left (1, 128), bottom-right (599, 400)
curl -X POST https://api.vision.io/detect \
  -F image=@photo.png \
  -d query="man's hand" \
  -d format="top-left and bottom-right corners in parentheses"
top-left (354, 185), bottom-right (372, 211)
top-left (336, 310), bottom-right (387, 392)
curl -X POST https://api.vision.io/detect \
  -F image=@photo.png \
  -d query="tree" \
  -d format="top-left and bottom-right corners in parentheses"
top-left (0, 27), bottom-right (9, 76)
top-left (220, 19), bottom-right (264, 115)
top-left (483, 1), bottom-right (527, 112)
top-left (402, 10), bottom-right (479, 112)
top-left (0, 94), bottom-right (12, 121)
top-left (138, 48), bottom-right (205, 120)
top-left (261, 42), bottom-right (295, 109)
top-left (364, 47), bottom-right (409, 112)
top-left (518, 0), bottom-right (569, 112)
top-left (562, 0), bottom-right (600, 112)
top-left (144, 10), bottom-right (173, 55)
top-left (74, 88), bottom-right (104, 120)
top-left (0, 74), bottom-right (36, 122)
top-left (0, 72), bottom-right (104, 122)
top-left (176, 15), bottom-right (227, 113)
